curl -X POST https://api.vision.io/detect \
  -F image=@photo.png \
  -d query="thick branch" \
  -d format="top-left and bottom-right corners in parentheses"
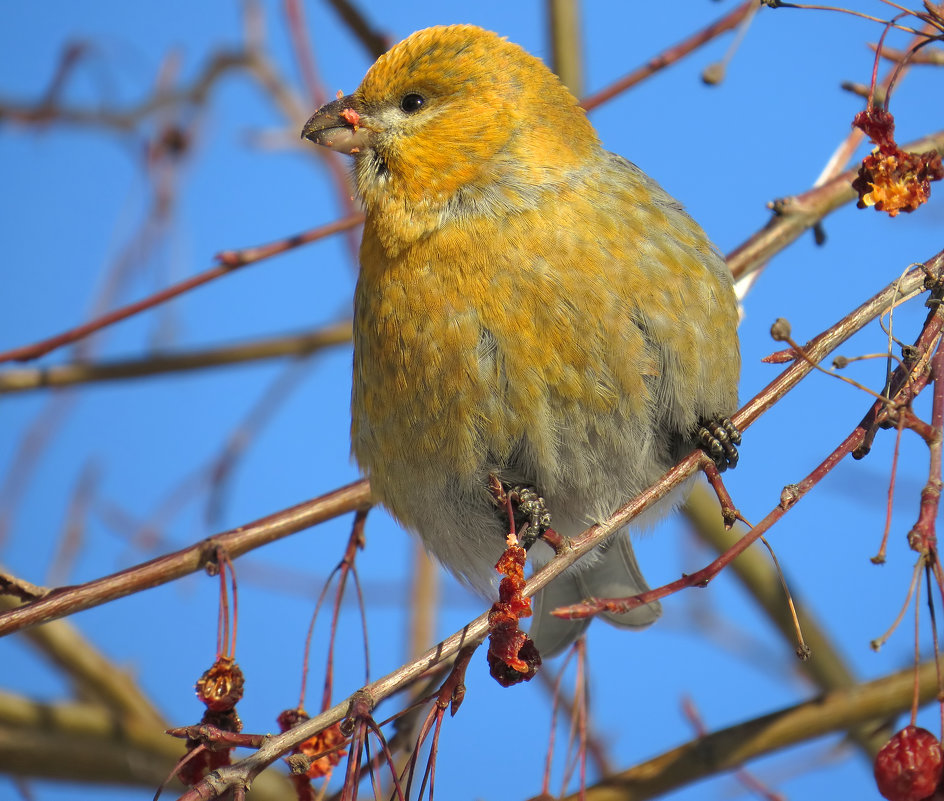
top-left (566, 660), bottom-right (940, 801)
top-left (0, 692), bottom-right (182, 785)
top-left (548, 0), bottom-right (584, 97)
top-left (0, 594), bottom-right (165, 728)
top-left (0, 692), bottom-right (293, 798)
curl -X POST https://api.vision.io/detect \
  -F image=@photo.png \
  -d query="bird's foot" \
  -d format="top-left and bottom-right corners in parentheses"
top-left (513, 486), bottom-right (552, 550)
top-left (695, 416), bottom-right (741, 472)
top-left (487, 478), bottom-right (552, 550)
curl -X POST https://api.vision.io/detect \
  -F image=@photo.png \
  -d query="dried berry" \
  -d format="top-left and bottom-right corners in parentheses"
top-left (277, 707), bottom-right (347, 800)
top-left (195, 656), bottom-right (244, 712)
top-left (297, 722), bottom-right (348, 779)
top-left (487, 637), bottom-right (541, 687)
top-left (852, 108), bottom-right (944, 217)
top-left (874, 726), bottom-right (944, 801)
top-left (853, 149), bottom-right (943, 217)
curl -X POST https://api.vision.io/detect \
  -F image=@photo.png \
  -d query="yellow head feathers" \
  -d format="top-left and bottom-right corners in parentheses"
top-left (304, 25), bottom-right (600, 224)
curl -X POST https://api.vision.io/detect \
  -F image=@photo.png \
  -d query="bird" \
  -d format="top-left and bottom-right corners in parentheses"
top-left (302, 24), bottom-right (741, 657)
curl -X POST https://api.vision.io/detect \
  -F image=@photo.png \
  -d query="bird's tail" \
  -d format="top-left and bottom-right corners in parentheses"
top-left (528, 534), bottom-right (661, 657)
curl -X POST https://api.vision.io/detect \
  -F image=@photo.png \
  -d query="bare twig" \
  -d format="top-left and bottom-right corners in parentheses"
top-left (909, 343), bottom-right (944, 550)
top-left (0, 215), bottom-right (362, 365)
top-left (0, 480), bottom-right (372, 636)
top-left (580, 1), bottom-right (759, 111)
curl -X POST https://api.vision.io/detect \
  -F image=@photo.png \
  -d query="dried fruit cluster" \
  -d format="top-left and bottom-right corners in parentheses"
top-left (176, 656), bottom-right (245, 786)
top-left (487, 540), bottom-right (542, 687)
top-left (277, 707), bottom-right (347, 799)
top-left (852, 108), bottom-right (943, 217)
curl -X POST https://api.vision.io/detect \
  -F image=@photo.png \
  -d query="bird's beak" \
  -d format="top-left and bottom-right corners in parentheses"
top-left (301, 95), bottom-right (372, 155)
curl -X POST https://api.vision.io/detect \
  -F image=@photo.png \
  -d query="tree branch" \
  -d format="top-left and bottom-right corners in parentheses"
top-left (171, 252), bottom-right (943, 801)
top-left (565, 659), bottom-right (940, 801)
top-left (0, 480), bottom-right (372, 635)
top-left (0, 322), bottom-right (351, 394)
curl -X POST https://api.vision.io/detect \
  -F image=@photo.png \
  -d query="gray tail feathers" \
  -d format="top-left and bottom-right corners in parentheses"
top-left (528, 534), bottom-right (662, 657)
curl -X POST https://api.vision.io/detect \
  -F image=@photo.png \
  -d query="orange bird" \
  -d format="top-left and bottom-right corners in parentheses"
top-left (303, 25), bottom-right (741, 655)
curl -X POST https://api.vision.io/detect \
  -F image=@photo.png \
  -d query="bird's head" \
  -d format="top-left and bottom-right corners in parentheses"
top-left (302, 25), bottom-right (599, 232)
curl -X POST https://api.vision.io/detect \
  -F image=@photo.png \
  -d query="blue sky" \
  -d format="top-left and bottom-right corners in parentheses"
top-left (2, 2), bottom-right (943, 800)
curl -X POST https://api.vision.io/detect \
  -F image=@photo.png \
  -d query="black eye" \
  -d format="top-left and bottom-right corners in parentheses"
top-left (400, 93), bottom-right (425, 113)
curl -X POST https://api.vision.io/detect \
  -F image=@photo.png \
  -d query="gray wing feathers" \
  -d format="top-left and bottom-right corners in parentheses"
top-left (528, 576), bottom-right (593, 658)
top-left (529, 535), bottom-right (661, 657)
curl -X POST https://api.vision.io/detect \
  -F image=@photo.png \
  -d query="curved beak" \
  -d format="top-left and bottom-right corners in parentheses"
top-left (301, 95), bottom-right (372, 155)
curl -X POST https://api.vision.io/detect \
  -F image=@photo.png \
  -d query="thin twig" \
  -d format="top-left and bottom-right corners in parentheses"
top-left (0, 481), bottom-right (372, 636)
top-left (0, 216), bottom-right (362, 365)
top-left (580, 1), bottom-right (758, 111)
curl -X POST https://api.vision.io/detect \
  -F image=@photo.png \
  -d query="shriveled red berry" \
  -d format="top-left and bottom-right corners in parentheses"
top-left (195, 657), bottom-right (244, 712)
top-left (874, 726), bottom-right (944, 801)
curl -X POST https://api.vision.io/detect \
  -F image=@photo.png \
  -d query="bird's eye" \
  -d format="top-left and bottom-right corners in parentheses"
top-left (400, 93), bottom-right (425, 113)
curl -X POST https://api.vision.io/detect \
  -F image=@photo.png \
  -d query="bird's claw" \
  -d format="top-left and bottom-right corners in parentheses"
top-left (488, 479), bottom-right (552, 549)
top-left (514, 486), bottom-right (552, 550)
top-left (696, 416), bottom-right (741, 472)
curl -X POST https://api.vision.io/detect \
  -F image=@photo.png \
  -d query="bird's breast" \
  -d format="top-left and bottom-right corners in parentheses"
top-left (351, 221), bottom-right (500, 500)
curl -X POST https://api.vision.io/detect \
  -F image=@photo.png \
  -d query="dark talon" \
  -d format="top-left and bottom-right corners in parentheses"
top-left (488, 479), bottom-right (552, 549)
top-left (513, 486), bottom-right (552, 550)
top-left (695, 416), bottom-right (741, 472)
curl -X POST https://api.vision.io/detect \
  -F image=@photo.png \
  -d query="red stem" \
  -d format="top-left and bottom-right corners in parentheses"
top-left (0, 215), bottom-right (363, 365)
top-left (910, 344), bottom-right (944, 552)
top-left (580, 0), bottom-right (757, 111)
